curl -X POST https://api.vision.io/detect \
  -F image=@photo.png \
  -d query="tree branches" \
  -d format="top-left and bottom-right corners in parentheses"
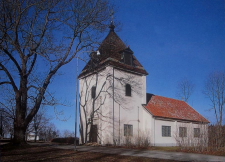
top-left (203, 72), bottom-right (225, 125)
top-left (176, 78), bottom-right (194, 102)
top-left (0, 0), bottom-right (112, 144)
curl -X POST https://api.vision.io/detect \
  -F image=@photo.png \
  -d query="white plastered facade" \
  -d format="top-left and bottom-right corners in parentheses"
top-left (79, 64), bottom-right (208, 146)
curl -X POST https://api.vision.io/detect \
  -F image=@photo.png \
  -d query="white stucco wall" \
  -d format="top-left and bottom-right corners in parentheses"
top-left (79, 65), bottom-right (147, 145)
top-left (150, 118), bottom-right (208, 146)
top-left (105, 66), bottom-right (147, 145)
top-left (27, 132), bottom-right (39, 141)
top-left (79, 68), bottom-right (113, 144)
top-left (175, 122), bottom-right (208, 147)
top-left (79, 65), bottom-right (208, 146)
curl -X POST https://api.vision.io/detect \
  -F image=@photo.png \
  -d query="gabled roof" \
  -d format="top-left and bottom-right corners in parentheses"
top-left (78, 24), bottom-right (148, 78)
top-left (144, 94), bottom-right (210, 123)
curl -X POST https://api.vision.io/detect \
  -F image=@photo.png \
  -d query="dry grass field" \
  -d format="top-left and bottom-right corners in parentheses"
top-left (0, 144), bottom-right (180, 162)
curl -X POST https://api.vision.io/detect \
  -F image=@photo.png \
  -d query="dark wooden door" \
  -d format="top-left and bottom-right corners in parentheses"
top-left (91, 125), bottom-right (97, 142)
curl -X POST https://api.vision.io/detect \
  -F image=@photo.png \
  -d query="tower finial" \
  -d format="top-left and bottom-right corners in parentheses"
top-left (109, 10), bottom-right (115, 31)
top-left (109, 21), bottom-right (115, 31)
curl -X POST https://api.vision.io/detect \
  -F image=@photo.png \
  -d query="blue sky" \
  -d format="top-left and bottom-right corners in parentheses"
top-left (49, 0), bottom-right (225, 133)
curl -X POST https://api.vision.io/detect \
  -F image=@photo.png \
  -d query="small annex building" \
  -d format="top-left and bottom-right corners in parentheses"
top-left (78, 23), bottom-right (209, 146)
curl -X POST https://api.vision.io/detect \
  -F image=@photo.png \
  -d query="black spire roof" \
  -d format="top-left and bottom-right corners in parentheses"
top-left (78, 24), bottom-right (148, 78)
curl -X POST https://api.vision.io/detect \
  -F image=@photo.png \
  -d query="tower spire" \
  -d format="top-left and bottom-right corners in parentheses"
top-left (109, 10), bottom-right (115, 31)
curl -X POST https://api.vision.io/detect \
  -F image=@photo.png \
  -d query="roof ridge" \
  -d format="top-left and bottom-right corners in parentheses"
top-left (154, 94), bottom-right (186, 103)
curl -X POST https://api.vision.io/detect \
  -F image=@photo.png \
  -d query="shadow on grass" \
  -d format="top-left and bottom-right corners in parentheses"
top-left (1, 145), bottom-right (180, 162)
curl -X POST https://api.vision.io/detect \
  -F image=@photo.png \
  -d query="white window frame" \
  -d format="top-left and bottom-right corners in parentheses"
top-left (162, 126), bottom-right (171, 137)
top-left (124, 124), bottom-right (133, 136)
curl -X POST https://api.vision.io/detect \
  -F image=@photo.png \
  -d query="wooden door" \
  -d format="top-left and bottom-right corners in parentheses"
top-left (91, 125), bottom-right (97, 142)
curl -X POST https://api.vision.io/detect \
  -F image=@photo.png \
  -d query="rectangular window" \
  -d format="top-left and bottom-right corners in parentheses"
top-left (162, 126), bottom-right (171, 137)
top-left (124, 53), bottom-right (132, 65)
top-left (124, 124), bottom-right (133, 136)
top-left (125, 84), bottom-right (131, 96)
top-left (179, 127), bottom-right (187, 137)
top-left (91, 86), bottom-right (96, 99)
top-left (194, 128), bottom-right (200, 137)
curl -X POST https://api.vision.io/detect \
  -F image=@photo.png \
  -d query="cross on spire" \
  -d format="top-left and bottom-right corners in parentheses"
top-left (109, 10), bottom-right (115, 31)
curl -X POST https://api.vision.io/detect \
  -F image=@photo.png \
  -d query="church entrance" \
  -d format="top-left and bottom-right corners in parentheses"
top-left (90, 125), bottom-right (98, 142)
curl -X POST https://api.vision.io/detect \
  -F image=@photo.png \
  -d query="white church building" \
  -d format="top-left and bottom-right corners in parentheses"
top-left (79, 24), bottom-right (209, 146)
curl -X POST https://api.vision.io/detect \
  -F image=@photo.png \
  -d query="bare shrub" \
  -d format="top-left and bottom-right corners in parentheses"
top-left (123, 131), bottom-right (151, 148)
top-left (124, 136), bottom-right (133, 148)
top-left (208, 125), bottom-right (225, 150)
top-left (174, 124), bottom-right (208, 152)
top-left (135, 132), bottom-right (151, 148)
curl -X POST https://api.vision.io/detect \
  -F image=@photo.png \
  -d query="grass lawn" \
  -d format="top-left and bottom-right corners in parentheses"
top-left (111, 145), bottom-right (225, 156)
top-left (0, 144), bottom-right (180, 162)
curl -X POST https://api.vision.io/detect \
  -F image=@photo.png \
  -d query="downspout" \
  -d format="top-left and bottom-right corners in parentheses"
top-left (138, 106), bottom-right (139, 138)
top-left (154, 117), bottom-right (155, 146)
top-left (119, 104), bottom-right (120, 145)
top-left (113, 67), bottom-right (115, 145)
top-left (75, 57), bottom-right (78, 150)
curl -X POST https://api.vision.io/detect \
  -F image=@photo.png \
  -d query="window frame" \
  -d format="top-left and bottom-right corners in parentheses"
top-left (179, 127), bottom-right (187, 137)
top-left (194, 128), bottom-right (200, 138)
top-left (124, 124), bottom-right (133, 136)
top-left (125, 84), bottom-right (131, 96)
top-left (162, 126), bottom-right (171, 137)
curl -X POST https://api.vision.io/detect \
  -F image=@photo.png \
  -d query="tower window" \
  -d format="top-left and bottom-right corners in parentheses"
top-left (91, 86), bottom-right (96, 99)
top-left (124, 53), bottom-right (132, 65)
top-left (125, 84), bottom-right (131, 96)
top-left (121, 47), bottom-right (134, 66)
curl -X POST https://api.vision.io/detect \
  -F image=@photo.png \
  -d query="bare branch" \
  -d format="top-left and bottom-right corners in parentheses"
top-left (176, 78), bottom-right (194, 102)
top-left (0, 62), bottom-right (18, 92)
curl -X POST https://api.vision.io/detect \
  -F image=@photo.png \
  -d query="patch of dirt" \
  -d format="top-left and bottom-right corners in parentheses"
top-left (0, 145), bottom-right (180, 162)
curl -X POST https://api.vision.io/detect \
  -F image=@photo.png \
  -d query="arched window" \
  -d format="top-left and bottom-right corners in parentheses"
top-left (91, 86), bottom-right (96, 99)
top-left (125, 84), bottom-right (131, 96)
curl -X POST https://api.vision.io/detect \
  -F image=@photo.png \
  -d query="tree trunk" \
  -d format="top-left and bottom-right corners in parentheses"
top-left (79, 119), bottom-right (84, 144)
top-left (89, 124), bottom-right (93, 142)
top-left (13, 77), bottom-right (28, 145)
top-left (13, 125), bottom-right (27, 145)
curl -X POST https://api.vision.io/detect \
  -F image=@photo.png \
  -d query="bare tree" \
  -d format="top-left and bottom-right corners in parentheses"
top-left (203, 72), bottom-right (225, 126)
top-left (176, 78), bottom-right (194, 102)
top-left (0, 86), bottom-right (16, 139)
top-left (62, 129), bottom-right (74, 138)
top-left (208, 124), bottom-right (225, 150)
top-left (0, 0), bottom-right (112, 145)
top-left (27, 108), bottom-right (51, 142)
top-left (39, 122), bottom-right (59, 141)
top-left (203, 72), bottom-right (225, 149)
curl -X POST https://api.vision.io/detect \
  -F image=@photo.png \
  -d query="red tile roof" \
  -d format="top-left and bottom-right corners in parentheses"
top-left (144, 94), bottom-right (209, 123)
